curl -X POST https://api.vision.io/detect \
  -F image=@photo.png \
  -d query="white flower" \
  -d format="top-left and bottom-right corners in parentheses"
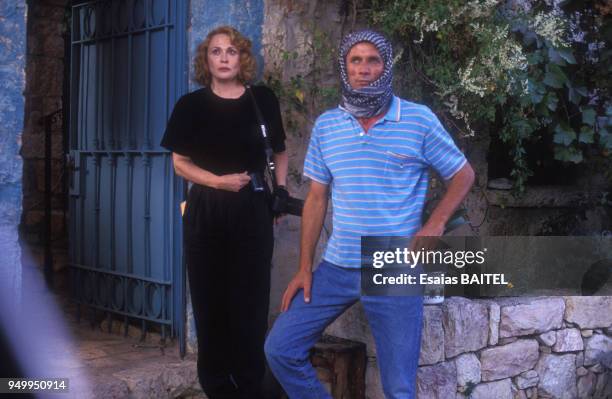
top-left (530, 12), bottom-right (568, 47)
top-left (444, 95), bottom-right (476, 137)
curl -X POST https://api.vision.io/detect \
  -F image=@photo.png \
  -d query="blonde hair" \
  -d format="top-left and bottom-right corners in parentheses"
top-left (193, 26), bottom-right (257, 86)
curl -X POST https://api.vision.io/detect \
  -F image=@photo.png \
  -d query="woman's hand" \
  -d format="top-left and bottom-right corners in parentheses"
top-left (214, 172), bottom-right (251, 192)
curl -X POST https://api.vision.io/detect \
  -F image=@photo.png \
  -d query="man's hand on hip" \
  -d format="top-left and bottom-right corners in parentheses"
top-left (411, 223), bottom-right (444, 252)
top-left (281, 269), bottom-right (312, 312)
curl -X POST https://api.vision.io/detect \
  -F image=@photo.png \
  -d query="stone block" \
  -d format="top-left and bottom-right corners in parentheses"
top-left (26, 8), bottom-right (65, 59)
top-left (470, 378), bottom-right (513, 399)
top-left (454, 353), bottom-right (481, 387)
top-left (89, 375), bottom-right (130, 399)
top-left (594, 371), bottom-right (611, 398)
top-left (499, 337), bottom-right (518, 345)
top-left (577, 371), bottom-right (596, 398)
top-left (34, 159), bottom-right (64, 193)
top-left (581, 329), bottom-right (593, 338)
top-left (22, 210), bottom-right (66, 236)
top-left (30, 57), bottom-right (64, 96)
top-left (576, 366), bottom-right (588, 376)
top-left (575, 351), bottom-right (584, 368)
top-left (564, 296), bottom-right (612, 329)
top-left (442, 297), bottom-right (489, 358)
top-left (416, 361), bottom-right (456, 399)
top-left (584, 334), bottom-right (612, 366)
top-left (488, 301), bottom-right (500, 346)
top-left (514, 388), bottom-right (527, 399)
top-left (535, 353), bottom-right (577, 399)
top-left (499, 298), bottom-right (564, 338)
top-left (112, 361), bottom-right (201, 398)
top-left (480, 339), bottom-right (539, 381)
top-left (553, 328), bottom-right (583, 352)
top-left (537, 331), bottom-right (556, 347)
top-left (418, 306), bottom-right (444, 366)
top-left (514, 370), bottom-right (539, 389)
top-left (20, 130), bottom-right (65, 160)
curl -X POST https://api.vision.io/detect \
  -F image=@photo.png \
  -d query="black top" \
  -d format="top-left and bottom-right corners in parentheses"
top-left (161, 85), bottom-right (286, 175)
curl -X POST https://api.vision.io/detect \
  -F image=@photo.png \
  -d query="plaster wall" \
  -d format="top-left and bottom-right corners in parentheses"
top-left (0, 0), bottom-right (27, 309)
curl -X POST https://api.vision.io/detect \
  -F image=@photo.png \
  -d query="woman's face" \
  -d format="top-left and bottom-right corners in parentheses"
top-left (207, 33), bottom-right (241, 83)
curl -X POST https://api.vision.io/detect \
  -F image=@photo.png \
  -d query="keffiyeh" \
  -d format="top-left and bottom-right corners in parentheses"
top-left (338, 30), bottom-right (394, 118)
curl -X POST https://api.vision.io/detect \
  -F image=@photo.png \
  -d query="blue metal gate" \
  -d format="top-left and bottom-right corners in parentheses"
top-left (68, 0), bottom-right (188, 351)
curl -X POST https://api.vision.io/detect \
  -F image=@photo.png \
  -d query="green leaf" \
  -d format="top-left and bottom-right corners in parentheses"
top-left (599, 127), bottom-right (612, 150)
top-left (548, 47), bottom-right (566, 66)
top-left (575, 87), bottom-right (588, 97)
top-left (581, 107), bottom-right (597, 126)
top-left (528, 79), bottom-right (546, 104)
top-left (557, 48), bottom-right (577, 64)
top-left (536, 102), bottom-right (550, 117)
top-left (569, 86), bottom-right (588, 105)
top-left (554, 123), bottom-right (576, 146)
top-left (554, 146), bottom-right (583, 163)
top-left (527, 51), bottom-right (543, 65)
top-left (579, 126), bottom-right (594, 144)
top-left (543, 70), bottom-right (564, 89)
top-left (568, 87), bottom-right (582, 105)
top-left (606, 106), bottom-right (612, 117)
top-left (546, 93), bottom-right (559, 111)
top-left (543, 65), bottom-right (568, 89)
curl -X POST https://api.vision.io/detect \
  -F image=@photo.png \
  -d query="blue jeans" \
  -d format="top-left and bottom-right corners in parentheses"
top-left (265, 260), bottom-right (423, 399)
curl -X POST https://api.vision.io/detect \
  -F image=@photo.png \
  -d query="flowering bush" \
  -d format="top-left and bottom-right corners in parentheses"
top-left (370, 0), bottom-right (612, 191)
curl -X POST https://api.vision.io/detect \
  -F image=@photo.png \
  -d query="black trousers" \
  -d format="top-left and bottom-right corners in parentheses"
top-left (183, 184), bottom-right (273, 399)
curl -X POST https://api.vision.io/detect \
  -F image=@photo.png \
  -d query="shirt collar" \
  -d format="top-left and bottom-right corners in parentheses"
top-left (339, 95), bottom-right (400, 122)
top-left (383, 95), bottom-right (401, 122)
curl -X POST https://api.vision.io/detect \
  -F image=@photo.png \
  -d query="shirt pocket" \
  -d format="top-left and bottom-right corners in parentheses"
top-left (383, 150), bottom-right (424, 181)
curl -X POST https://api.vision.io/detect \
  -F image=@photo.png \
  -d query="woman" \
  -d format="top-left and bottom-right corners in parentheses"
top-left (160, 26), bottom-right (288, 399)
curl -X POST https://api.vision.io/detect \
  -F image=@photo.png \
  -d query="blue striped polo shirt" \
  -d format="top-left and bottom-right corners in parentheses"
top-left (303, 95), bottom-right (467, 268)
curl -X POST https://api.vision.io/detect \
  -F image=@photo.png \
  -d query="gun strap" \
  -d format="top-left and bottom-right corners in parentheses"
top-left (246, 85), bottom-right (278, 188)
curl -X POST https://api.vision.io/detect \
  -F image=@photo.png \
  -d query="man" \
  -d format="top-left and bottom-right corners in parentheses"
top-left (265, 30), bottom-right (475, 398)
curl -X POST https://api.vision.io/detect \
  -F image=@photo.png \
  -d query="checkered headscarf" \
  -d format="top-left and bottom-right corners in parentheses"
top-left (338, 30), bottom-right (394, 118)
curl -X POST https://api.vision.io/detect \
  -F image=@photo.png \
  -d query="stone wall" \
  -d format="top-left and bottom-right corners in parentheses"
top-left (262, 0), bottom-right (357, 327)
top-left (326, 296), bottom-right (612, 399)
top-left (21, 0), bottom-right (69, 276)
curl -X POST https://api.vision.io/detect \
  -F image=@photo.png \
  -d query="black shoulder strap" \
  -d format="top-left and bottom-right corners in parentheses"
top-left (246, 85), bottom-right (278, 187)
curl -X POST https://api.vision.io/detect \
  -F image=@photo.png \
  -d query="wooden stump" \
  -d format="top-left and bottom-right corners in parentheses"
top-left (311, 335), bottom-right (367, 399)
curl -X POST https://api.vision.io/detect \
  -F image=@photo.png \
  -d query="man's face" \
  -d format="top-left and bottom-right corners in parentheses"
top-left (346, 42), bottom-right (384, 90)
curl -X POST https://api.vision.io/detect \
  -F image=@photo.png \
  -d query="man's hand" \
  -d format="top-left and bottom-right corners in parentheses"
top-left (280, 269), bottom-right (312, 312)
top-left (411, 162), bottom-right (475, 250)
top-left (411, 224), bottom-right (444, 252)
top-left (215, 172), bottom-right (251, 192)
top-left (415, 223), bottom-right (444, 238)
top-left (280, 180), bottom-right (329, 312)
